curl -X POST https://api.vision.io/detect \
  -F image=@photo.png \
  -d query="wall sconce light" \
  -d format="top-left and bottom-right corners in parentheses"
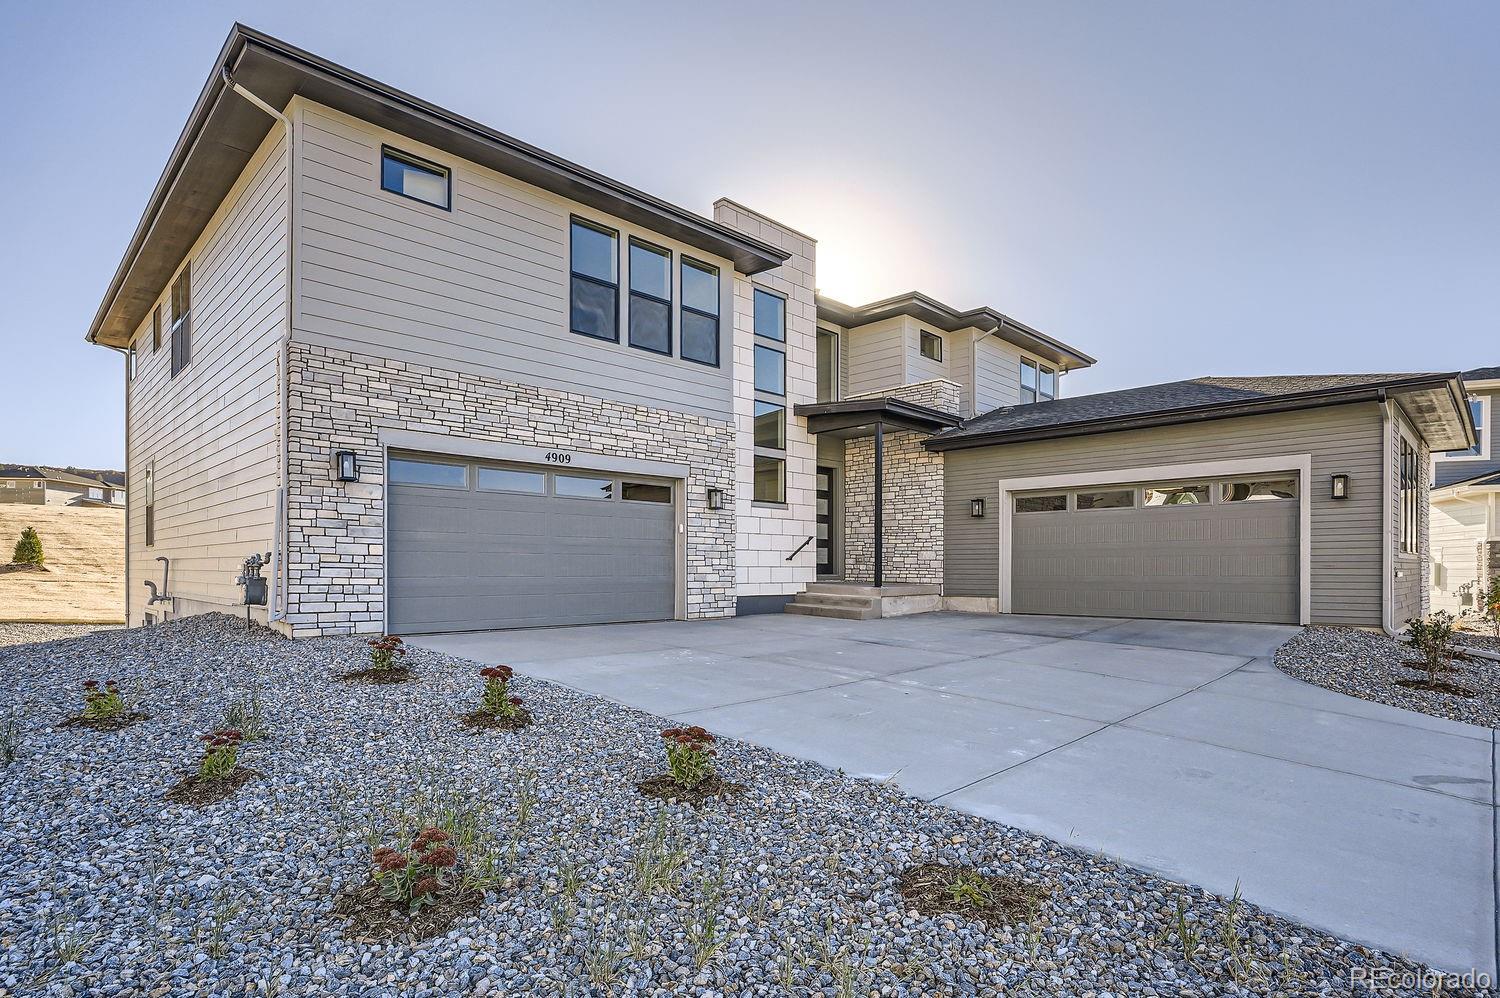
top-left (333, 450), bottom-right (359, 483)
top-left (1330, 474), bottom-right (1349, 500)
top-left (971, 497), bottom-right (986, 518)
top-left (706, 487), bottom-right (724, 510)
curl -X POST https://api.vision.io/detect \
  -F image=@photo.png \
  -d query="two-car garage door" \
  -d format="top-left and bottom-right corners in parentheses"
top-left (387, 454), bottom-right (677, 634)
top-left (1010, 476), bottom-right (1300, 624)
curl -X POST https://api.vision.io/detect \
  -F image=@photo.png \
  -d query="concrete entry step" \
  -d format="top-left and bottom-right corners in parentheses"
top-left (785, 601), bottom-right (881, 620)
top-left (785, 583), bottom-right (942, 619)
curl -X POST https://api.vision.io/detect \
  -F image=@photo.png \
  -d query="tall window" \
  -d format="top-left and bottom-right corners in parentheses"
top-left (570, 219), bottom-right (618, 341)
top-left (152, 306), bottom-right (161, 353)
top-left (1020, 358), bottom-right (1056, 404)
top-left (169, 264), bottom-right (192, 378)
top-left (681, 258), bottom-right (720, 365)
top-left (144, 462), bottom-right (155, 547)
top-left (380, 147), bottom-right (450, 209)
top-left (753, 288), bottom-right (788, 503)
top-left (1400, 437), bottom-right (1420, 554)
top-left (1439, 397), bottom-right (1487, 459)
top-left (628, 239), bottom-right (671, 355)
top-left (816, 328), bottom-right (840, 402)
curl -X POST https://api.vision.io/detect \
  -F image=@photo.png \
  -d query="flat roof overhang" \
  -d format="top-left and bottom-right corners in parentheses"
top-left (795, 397), bottom-right (962, 438)
top-left (86, 24), bottom-right (791, 349)
top-left (816, 292), bottom-right (1096, 372)
top-left (926, 375), bottom-right (1476, 453)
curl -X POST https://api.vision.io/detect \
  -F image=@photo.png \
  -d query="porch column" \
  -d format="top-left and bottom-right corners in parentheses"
top-left (873, 419), bottom-right (884, 588)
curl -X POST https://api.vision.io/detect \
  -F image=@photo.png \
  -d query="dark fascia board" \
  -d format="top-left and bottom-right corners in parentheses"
top-left (86, 24), bottom-right (789, 347)
top-left (794, 396), bottom-right (962, 434)
top-left (926, 374), bottom-right (1470, 453)
top-left (816, 292), bottom-right (1097, 371)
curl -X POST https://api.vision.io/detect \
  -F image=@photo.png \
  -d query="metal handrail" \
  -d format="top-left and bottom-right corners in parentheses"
top-left (786, 536), bottom-right (814, 561)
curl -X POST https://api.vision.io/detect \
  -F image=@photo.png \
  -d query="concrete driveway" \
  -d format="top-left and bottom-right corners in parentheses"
top-left (412, 611), bottom-right (1497, 977)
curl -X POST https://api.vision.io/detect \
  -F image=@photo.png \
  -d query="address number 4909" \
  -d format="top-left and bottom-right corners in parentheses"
top-left (543, 452), bottom-right (572, 465)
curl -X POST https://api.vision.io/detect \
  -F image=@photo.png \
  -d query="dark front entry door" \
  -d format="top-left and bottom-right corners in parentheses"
top-left (816, 465), bottom-right (838, 578)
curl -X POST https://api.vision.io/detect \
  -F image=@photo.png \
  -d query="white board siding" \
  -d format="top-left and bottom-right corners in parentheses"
top-left (906, 321), bottom-right (951, 385)
top-left (843, 317), bottom-right (906, 397)
top-left (974, 335), bottom-right (1023, 413)
top-left (1431, 500), bottom-right (1485, 615)
top-left (290, 101), bottom-right (737, 422)
top-left (125, 128), bottom-right (288, 624)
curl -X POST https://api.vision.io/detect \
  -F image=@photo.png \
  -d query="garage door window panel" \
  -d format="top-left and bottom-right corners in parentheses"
top-left (1076, 489), bottom-right (1135, 510)
top-left (1143, 483), bottom-right (1210, 507)
top-left (621, 481), bottom-right (671, 504)
top-left (1015, 494), bottom-right (1067, 513)
top-left (1221, 478), bottom-right (1297, 502)
top-left (477, 467), bottom-right (546, 494)
top-left (555, 475), bottom-right (615, 500)
top-left (390, 458), bottom-right (468, 488)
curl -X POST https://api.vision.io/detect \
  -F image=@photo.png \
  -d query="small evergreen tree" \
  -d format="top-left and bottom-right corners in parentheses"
top-left (12, 527), bottom-right (43, 567)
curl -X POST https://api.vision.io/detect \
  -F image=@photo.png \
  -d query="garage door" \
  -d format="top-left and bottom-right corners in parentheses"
top-left (387, 454), bottom-right (676, 634)
top-left (1010, 476), bottom-right (1299, 624)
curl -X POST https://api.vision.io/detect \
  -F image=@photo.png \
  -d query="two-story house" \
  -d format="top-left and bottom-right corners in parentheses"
top-left (86, 26), bottom-right (1473, 637)
top-left (1431, 366), bottom-right (1499, 615)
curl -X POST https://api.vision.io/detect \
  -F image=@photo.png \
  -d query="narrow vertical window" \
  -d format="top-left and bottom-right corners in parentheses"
top-left (627, 239), bottom-right (671, 355)
top-left (152, 306), bottom-right (161, 353)
top-left (1039, 363), bottom-right (1058, 401)
top-left (1400, 437), bottom-right (1420, 554)
top-left (680, 258), bottom-right (720, 365)
top-left (752, 287), bottom-right (788, 502)
top-left (169, 264), bottom-right (191, 378)
top-left (144, 462), bottom-right (155, 547)
top-left (1020, 358), bottom-right (1037, 403)
top-left (570, 219), bottom-right (618, 342)
top-left (816, 328), bottom-right (839, 402)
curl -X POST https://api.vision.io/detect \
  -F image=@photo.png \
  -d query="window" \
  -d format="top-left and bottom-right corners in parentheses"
top-left (816, 328), bottom-right (840, 402)
top-left (88, 487), bottom-right (103, 500)
top-left (1220, 478), bottom-right (1297, 502)
top-left (570, 219), bottom-right (618, 341)
top-left (1143, 483), bottom-right (1210, 507)
top-left (152, 306), bottom-right (161, 353)
top-left (380, 147), bottom-right (450, 209)
top-left (753, 289), bottom-right (786, 341)
top-left (754, 401), bottom-right (786, 449)
top-left (33, 480), bottom-right (42, 489)
top-left (144, 463), bottom-right (155, 547)
top-left (628, 239), bottom-right (671, 355)
top-left (1400, 438), bottom-right (1420, 554)
top-left (1076, 489), bottom-right (1135, 510)
top-left (919, 330), bottom-right (942, 362)
top-left (169, 264), bottom-right (191, 378)
top-left (1440, 397), bottom-right (1488, 459)
top-left (1016, 494), bottom-right (1067, 513)
top-left (621, 481), bottom-right (671, 503)
top-left (754, 455), bottom-right (785, 503)
top-left (754, 345), bottom-right (786, 395)
top-left (555, 475), bottom-right (613, 500)
top-left (476, 467), bottom-right (545, 494)
top-left (1, 481), bottom-right (11, 488)
top-left (389, 458), bottom-right (467, 488)
top-left (680, 258), bottom-right (720, 365)
top-left (1020, 358), bottom-right (1057, 404)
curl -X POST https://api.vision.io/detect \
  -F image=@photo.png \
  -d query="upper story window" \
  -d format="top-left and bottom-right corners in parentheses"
top-left (152, 306), bottom-right (161, 353)
top-left (752, 287), bottom-right (789, 503)
top-left (753, 289), bottom-right (786, 342)
top-left (816, 328), bottom-right (840, 403)
top-left (628, 239), bottom-right (672, 355)
top-left (169, 264), bottom-right (192, 378)
top-left (1020, 358), bottom-right (1056, 404)
top-left (380, 147), bottom-right (450, 209)
top-left (570, 219), bottom-right (619, 342)
top-left (1400, 437), bottom-right (1420, 554)
top-left (1438, 397), bottom-right (1488, 461)
top-left (919, 330), bottom-right (942, 362)
top-left (680, 258), bottom-right (719, 366)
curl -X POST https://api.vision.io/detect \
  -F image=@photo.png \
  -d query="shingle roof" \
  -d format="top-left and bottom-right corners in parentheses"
top-left (1436, 468), bottom-right (1500, 491)
top-left (0, 465), bottom-right (123, 487)
top-left (1463, 366), bottom-right (1500, 382)
top-left (930, 373), bottom-right (1453, 448)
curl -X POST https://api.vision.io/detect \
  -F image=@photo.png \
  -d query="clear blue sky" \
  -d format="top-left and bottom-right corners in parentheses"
top-left (2, 0), bottom-right (1495, 469)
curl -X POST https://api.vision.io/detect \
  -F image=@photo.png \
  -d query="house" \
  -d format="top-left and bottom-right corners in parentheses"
top-left (1431, 366), bottom-right (1499, 616)
top-left (0, 465), bottom-right (125, 507)
top-left (84, 26), bottom-right (1474, 636)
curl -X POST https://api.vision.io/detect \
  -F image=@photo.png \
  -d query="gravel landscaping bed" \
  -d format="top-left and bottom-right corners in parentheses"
top-left (1274, 626), bottom-right (1500, 729)
top-left (0, 614), bottom-right (1484, 997)
top-left (1457, 629), bottom-right (1500, 657)
top-left (0, 622), bottom-right (118, 649)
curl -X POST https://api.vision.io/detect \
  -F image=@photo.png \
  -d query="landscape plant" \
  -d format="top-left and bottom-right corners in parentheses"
top-left (197, 729), bottom-right (244, 781)
top-left (220, 689), bottom-right (268, 741)
top-left (367, 634), bottom-right (407, 675)
top-left (661, 725), bottom-right (717, 789)
top-left (479, 666), bottom-right (524, 719)
top-left (1404, 611), bottom-right (1462, 687)
top-left (1478, 578), bottom-right (1500, 638)
top-left (80, 680), bottom-right (125, 721)
top-left (12, 526), bottom-right (44, 567)
top-left (372, 827), bottom-right (460, 912)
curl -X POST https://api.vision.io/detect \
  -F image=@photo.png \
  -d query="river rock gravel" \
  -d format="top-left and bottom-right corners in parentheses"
top-left (0, 622), bottom-right (118, 649)
top-left (1274, 625), bottom-right (1500, 729)
top-left (0, 614), bottom-right (1486, 997)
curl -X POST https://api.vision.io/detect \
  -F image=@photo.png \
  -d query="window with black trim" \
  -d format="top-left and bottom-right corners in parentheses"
top-left (1400, 437), bottom-right (1420, 554)
top-left (169, 264), bottom-right (191, 378)
top-left (754, 401), bottom-right (785, 449)
top-left (754, 455), bottom-right (786, 504)
top-left (752, 287), bottom-right (789, 502)
top-left (570, 219), bottom-right (619, 341)
top-left (753, 289), bottom-right (785, 341)
top-left (144, 462), bottom-right (155, 547)
top-left (919, 330), bottom-right (942, 362)
top-left (681, 258), bottom-right (720, 365)
top-left (628, 239), bottom-right (671, 355)
top-left (152, 306), bottom-right (161, 353)
top-left (381, 147), bottom-right (450, 209)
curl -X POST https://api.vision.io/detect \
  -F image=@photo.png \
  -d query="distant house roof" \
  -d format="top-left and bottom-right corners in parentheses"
top-left (1463, 366), bottom-right (1500, 383)
top-left (927, 373), bottom-right (1475, 452)
top-left (1434, 469), bottom-right (1500, 496)
top-left (0, 465), bottom-right (124, 488)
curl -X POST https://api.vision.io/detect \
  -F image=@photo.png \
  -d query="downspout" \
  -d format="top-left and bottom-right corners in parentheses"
top-left (102, 343), bottom-right (132, 626)
top-left (1379, 393), bottom-right (1396, 635)
top-left (222, 69), bottom-right (294, 625)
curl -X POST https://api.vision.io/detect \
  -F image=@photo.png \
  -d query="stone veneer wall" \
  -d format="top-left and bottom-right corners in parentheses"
top-left (844, 378), bottom-right (965, 417)
top-left (282, 342), bottom-right (736, 636)
top-left (842, 431), bottom-right (945, 585)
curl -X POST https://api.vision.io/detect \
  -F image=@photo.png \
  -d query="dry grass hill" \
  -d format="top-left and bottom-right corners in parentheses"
top-left (0, 505), bottom-right (124, 623)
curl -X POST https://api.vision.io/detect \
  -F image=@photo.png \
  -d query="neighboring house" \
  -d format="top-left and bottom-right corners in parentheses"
top-left (84, 26), bottom-right (1473, 636)
top-left (0, 465), bottom-right (125, 507)
top-left (1431, 366), bottom-right (1499, 616)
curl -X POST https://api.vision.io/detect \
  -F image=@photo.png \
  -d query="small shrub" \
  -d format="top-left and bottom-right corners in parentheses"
top-left (368, 634), bottom-right (407, 673)
top-left (197, 729), bottom-right (244, 781)
top-left (944, 868), bottom-right (997, 908)
top-left (479, 666), bottom-right (524, 719)
top-left (1478, 579), bottom-right (1500, 638)
top-left (1404, 611), bottom-right (1460, 686)
top-left (81, 680), bottom-right (125, 721)
top-left (373, 827), bottom-right (460, 912)
top-left (661, 726), bottom-right (717, 789)
top-left (220, 690), bottom-right (268, 741)
top-left (12, 526), bottom-right (43, 567)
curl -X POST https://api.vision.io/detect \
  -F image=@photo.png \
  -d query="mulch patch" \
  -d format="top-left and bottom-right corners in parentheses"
top-left (0, 563), bottom-right (48, 575)
top-left (459, 708), bottom-right (534, 732)
top-left (336, 667), bottom-right (416, 686)
top-left (163, 767), bottom-right (261, 807)
top-left (333, 879), bottom-right (485, 942)
top-left (1394, 678), bottom-right (1476, 699)
top-left (59, 712), bottom-right (149, 732)
top-left (635, 773), bottom-right (745, 806)
top-left (898, 862), bottom-right (1048, 926)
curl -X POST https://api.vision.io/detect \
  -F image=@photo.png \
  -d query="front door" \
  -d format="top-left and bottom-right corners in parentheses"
top-left (816, 465), bottom-right (839, 579)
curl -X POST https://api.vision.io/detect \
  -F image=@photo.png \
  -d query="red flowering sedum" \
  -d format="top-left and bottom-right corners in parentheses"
top-left (367, 635), bottom-right (407, 673)
top-left (372, 825), bottom-right (463, 912)
top-left (478, 666), bottom-right (524, 719)
top-left (661, 726), bottom-right (718, 788)
top-left (197, 729), bottom-right (244, 781)
top-left (81, 679), bottom-right (126, 720)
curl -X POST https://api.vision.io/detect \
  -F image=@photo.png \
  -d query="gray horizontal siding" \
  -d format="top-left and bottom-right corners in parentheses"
top-left (943, 402), bottom-right (1389, 626)
top-left (291, 103), bottom-right (735, 422)
top-left (843, 318), bottom-right (906, 397)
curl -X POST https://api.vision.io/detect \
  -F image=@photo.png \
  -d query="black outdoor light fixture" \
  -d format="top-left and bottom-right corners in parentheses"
top-left (1330, 473), bottom-right (1349, 500)
top-left (971, 497), bottom-right (986, 518)
top-left (706, 487), bottom-right (724, 510)
top-left (333, 449), bottom-right (360, 483)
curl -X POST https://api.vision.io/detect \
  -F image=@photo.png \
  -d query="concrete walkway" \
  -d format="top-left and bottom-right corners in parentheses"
top-left (412, 612), bottom-right (1497, 977)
